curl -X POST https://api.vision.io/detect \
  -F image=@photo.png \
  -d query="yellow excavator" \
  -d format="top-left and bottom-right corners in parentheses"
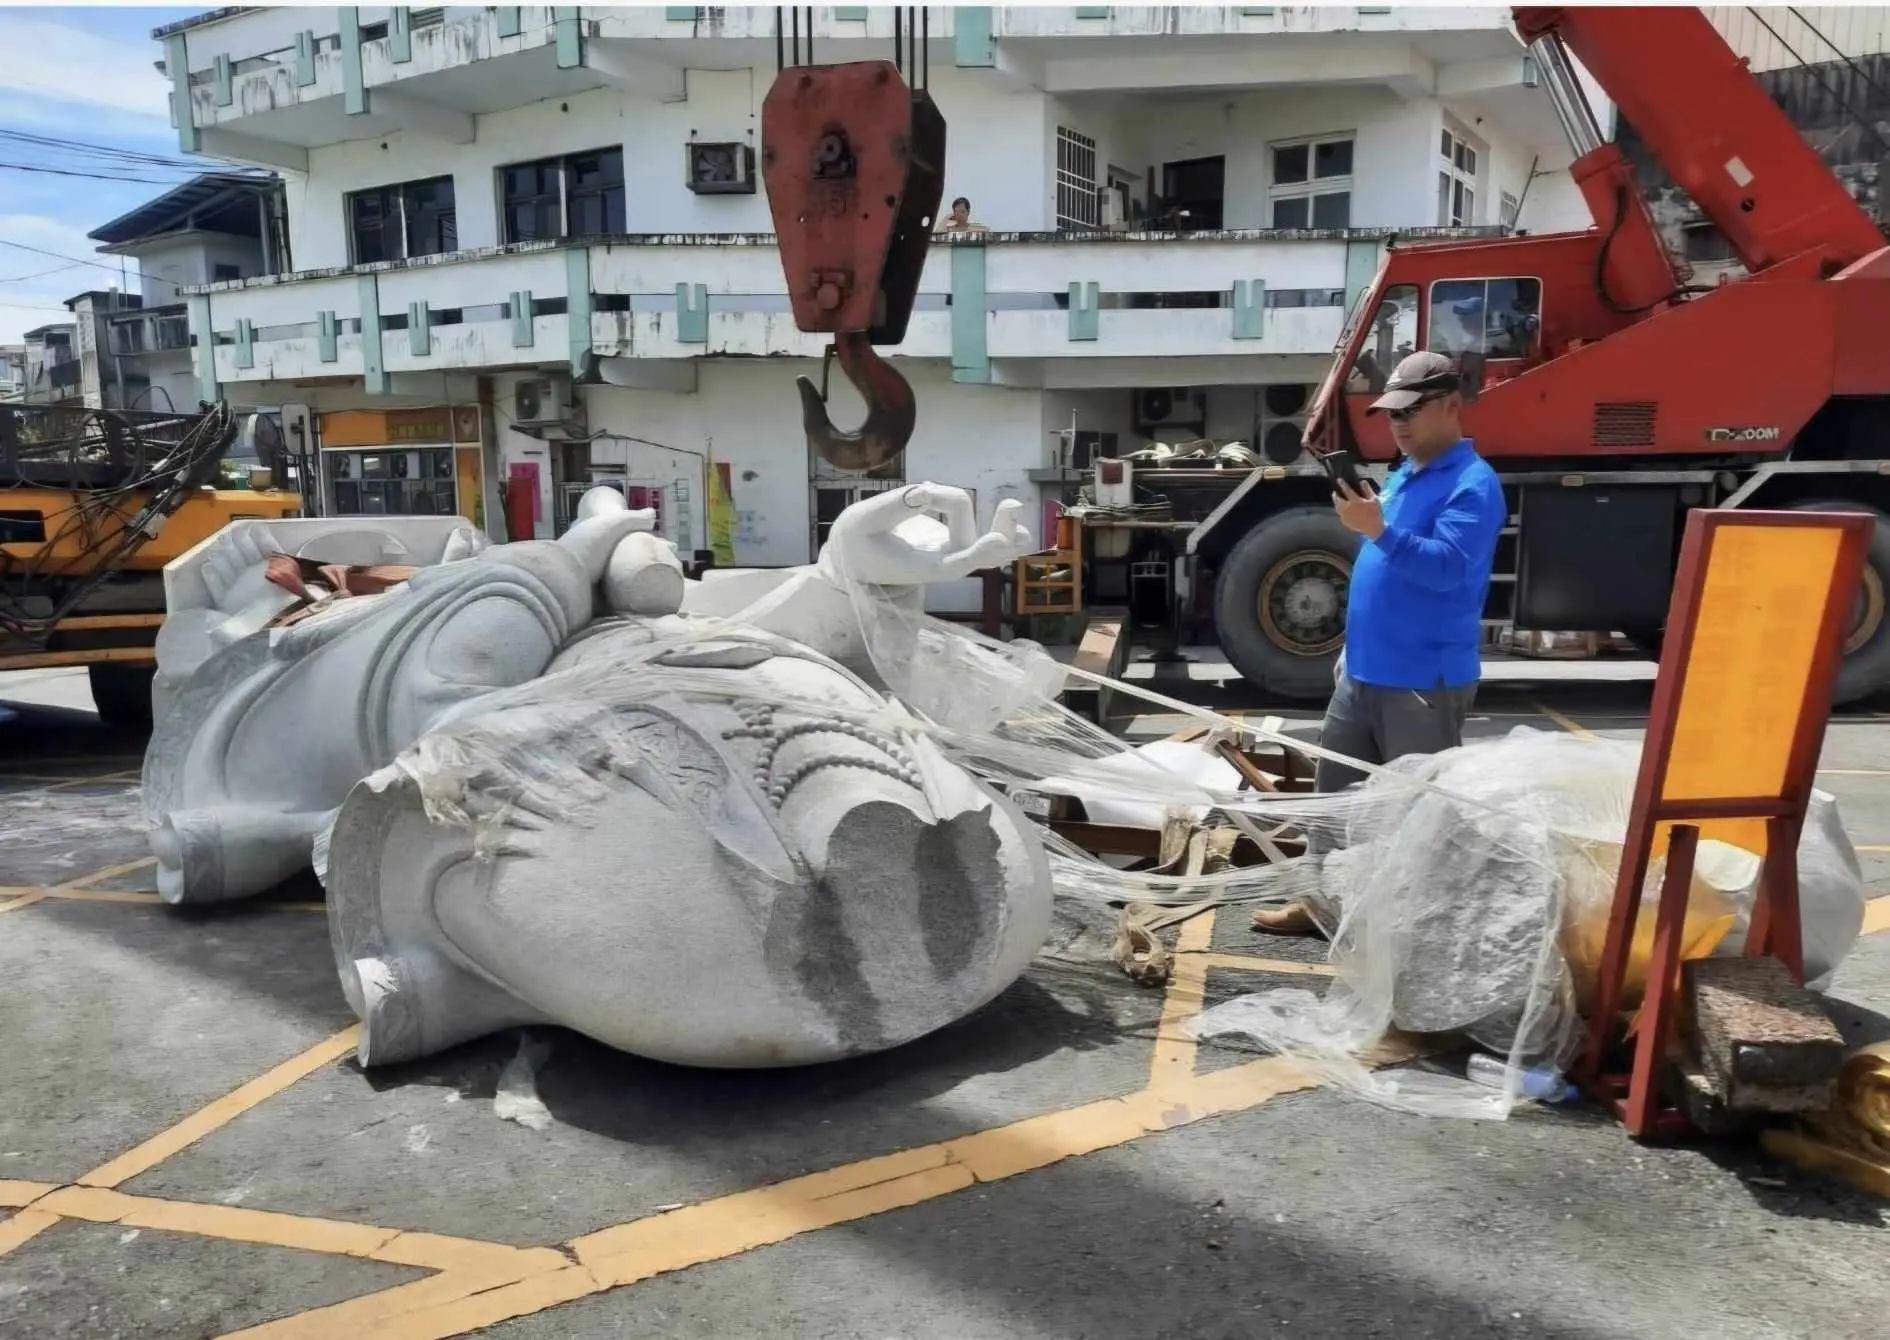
top-left (1, 401), bottom-right (302, 725)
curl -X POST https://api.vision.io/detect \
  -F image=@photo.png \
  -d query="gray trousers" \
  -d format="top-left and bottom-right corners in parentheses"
top-left (1313, 665), bottom-right (1476, 795)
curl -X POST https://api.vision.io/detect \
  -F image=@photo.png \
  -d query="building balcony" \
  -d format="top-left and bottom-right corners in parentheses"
top-left (159, 5), bottom-right (1536, 163)
top-left (108, 307), bottom-right (193, 358)
top-left (185, 226), bottom-right (1499, 394)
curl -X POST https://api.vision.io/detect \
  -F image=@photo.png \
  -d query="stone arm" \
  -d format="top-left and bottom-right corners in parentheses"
top-left (675, 484), bottom-right (1032, 671)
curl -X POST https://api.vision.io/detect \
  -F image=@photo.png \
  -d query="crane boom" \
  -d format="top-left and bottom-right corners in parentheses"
top-left (1515, 5), bottom-right (1885, 276)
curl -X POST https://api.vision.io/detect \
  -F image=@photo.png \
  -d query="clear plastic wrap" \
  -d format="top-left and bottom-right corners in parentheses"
top-left (347, 489), bottom-right (1866, 1121)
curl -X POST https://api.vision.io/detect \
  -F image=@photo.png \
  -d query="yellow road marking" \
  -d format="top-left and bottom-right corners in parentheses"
top-left (1147, 913), bottom-right (1215, 1095)
top-left (1534, 703), bottom-right (1595, 738)
top-left (1188, 951), bottom-right (1337, 978)
top-left (0, 1027), bottom-right (364, 1261)
top-left (1864, 895), bottom-right (1890, 937)
top-left (0, 857), bottom-right (160, 918)
top-left (0, 906), bottom-right (1340, 1340)
top-left (29, 887), bottom-right (327, 913)
top-left (240, 1050), bottom-right (1321, 1340)
top-left (1820, 769), bottom-right (1890, 777)
top-left (1857, 845), bottom-right (1890, 854)
top-left (0, 1181), bottom-right (58, 1208)
top-left (81, 1027), bottom-right (361, 1189)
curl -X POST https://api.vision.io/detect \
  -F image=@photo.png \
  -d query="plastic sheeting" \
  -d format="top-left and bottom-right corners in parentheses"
top-left (357, 490), bottom-right (1867, 1121)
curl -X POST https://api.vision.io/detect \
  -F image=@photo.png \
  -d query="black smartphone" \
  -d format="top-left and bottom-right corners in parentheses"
top-left (1315, 449), bottom-right (1365, 495)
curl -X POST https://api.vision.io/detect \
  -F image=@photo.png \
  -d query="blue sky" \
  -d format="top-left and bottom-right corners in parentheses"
top-left (0, 5), bottom-right (202, 342)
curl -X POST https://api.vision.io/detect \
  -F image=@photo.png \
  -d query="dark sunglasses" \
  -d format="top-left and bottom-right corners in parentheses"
top-left (1385, 393), bottom-right (1446, 422)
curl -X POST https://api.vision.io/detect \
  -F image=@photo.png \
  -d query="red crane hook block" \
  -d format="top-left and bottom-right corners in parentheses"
top-left (761, 60), bottom-right (947, 345)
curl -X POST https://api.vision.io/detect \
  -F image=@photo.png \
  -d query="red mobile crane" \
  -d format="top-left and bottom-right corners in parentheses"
top-left (1178, 5), bottom-right (1890, 703)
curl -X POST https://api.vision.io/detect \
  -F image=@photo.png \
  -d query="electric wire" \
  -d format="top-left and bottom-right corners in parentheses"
top-left (0, 402), bottom-right (239, 642)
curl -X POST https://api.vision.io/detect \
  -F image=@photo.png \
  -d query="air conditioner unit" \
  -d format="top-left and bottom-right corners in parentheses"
top-left (1101, 185), bottom-right (1130, 230)
top-left (686, 141), bottom-right (758, 195)
top-left (1257, 382), bottom-right (1313, 465)
top-left (513, 375), bottom-right (572, 428)
top-left (1133, 386), bottom-right (1208, 433)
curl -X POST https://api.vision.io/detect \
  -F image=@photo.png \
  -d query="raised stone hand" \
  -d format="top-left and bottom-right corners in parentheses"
top-left (819, 484), bottom-right (1034, 589)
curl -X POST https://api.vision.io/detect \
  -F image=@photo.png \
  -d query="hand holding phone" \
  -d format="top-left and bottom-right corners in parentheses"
top-left (1314, 449), bottom-right (1365, 495)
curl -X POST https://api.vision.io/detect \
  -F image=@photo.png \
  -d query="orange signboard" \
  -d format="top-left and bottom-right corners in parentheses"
top-left (1581, 508), bottom-right (1873, 1138)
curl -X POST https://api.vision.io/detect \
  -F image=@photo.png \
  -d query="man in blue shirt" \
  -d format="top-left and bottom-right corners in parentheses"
top-left (1255, 351), bottom-right (1506, 934)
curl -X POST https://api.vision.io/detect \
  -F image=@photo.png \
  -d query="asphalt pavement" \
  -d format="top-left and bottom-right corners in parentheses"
top-left (2, 663), bottom-right (1887, 1340)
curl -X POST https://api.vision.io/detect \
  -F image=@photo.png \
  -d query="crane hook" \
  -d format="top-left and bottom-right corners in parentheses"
top-left (795, 330), bottom-right (916, 472)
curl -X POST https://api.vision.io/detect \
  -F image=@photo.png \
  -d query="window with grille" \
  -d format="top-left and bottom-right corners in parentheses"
top-left (1267, 135), bottom-right (1352, 228)
top-left (1056, 127), bottom-right (1099, 230)
top-left (345, 175), bottom-right (457, 264)
top-left (499, 148), bottom-right (626, 243)
top-left (1499, 190), bottom-right (1520, 230)
top-left (1437, 124), bottom-right (1481, 227)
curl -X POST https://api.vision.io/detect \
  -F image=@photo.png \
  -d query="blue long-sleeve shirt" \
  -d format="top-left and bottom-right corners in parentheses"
top-left (1343, 438), bottom-right (1505, 690)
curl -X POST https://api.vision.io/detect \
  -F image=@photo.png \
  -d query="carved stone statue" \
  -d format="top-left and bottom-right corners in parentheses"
top-left (144, 485), bottom-right (1054, 1069)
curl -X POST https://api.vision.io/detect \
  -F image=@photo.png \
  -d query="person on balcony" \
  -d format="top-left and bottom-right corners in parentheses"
top-left (941, 196), bottom-right (986, 234)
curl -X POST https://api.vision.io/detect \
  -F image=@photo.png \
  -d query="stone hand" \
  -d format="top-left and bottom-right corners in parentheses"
top-left (822, 484), bottom-right (1033, 588)
top-left (1333, 479), bottom-right (1386, 540)
top-left (201, 523), bottom-right (276, 611)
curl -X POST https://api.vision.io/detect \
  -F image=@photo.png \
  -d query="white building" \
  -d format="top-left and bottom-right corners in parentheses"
top-left (76, 173), bottom-right (285, 415)
top-left (155, 4), bottom-right (1599, 597)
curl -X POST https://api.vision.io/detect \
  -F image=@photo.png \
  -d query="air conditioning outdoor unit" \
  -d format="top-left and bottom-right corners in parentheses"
top-left (1257, 382), bottom-right (1313, 465)
top-left (1134, 386), bottom-right (1208, 433)
top-left (513, 375), bottom-right (572, 428)
top-left (1101, 185), bottom-right (1130, 230)
top-left (686, 141), bottom-right (758, 195)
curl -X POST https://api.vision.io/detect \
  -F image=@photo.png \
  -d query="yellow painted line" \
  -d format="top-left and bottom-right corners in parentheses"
top-left (1857, 845), bottom-right (1890, 854)
top-left (1146, 912), bottom-right (1215, 1095)
top-left (1863, 896), bottom-right (1890, 937)
top-left (33, 888), bottom-right (327, 913)
top-left (0, 1026), bottom-right (366, 1262)
top-left (0, 904), bottom-right (1339, 1340)
top-left (0, 1181), bottom-right (58, 1208)
top-left (0, 859), bottom-right (157, 918)
top-left (1534, 703), bottom-right (1595, 738)
top-left (255, 1052), bottom-right (1321, 1340)
top-left (0, 1211), bottom-right (61, 1255)
top-left (1820, 769), bottom-right (1890, 777)
top-left (1189, 951), bottom-right (1337, 978)
top-left (80, 1026), bottom-right (361, 1190)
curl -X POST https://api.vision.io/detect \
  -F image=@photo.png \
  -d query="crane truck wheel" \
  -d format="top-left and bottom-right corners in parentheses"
top-left (1790, 500), bottom-right (1890, 706)
top-left (88, 663), bottom-right (156, 729)
top-left (1211, 506), bottom-right (1360, 700)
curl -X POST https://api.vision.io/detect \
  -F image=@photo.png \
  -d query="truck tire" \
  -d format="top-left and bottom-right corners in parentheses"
top-left (88, 662), bottom-right (155, 729)
top-left (1790, 500), bottom-right (1890, 705)
top-left (1212, 505), bottom-right (1359, 699)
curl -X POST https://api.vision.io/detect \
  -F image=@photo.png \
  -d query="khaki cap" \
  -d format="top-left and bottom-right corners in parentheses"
top-left (1368, 351), bottom-right (1461, 413)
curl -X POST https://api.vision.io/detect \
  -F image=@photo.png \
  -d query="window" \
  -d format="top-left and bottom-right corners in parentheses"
top-left (1499, 190), bottom-right (1520, 231)
top-left (500, 149), bottom-right (626, 243)
top-left (1428, 277), bottom-right (1541, 360)
top-left (1344, 283), bottom-right (1419, 392)
top-left (1683, 222), bottom-right (1735, 263)
top-left (565, 150), bottom-right (626, 234)
top-left (212, 263), bottom-right (241, 282)
top-left (1268, 135), bottom-right (1352, 229)
top-left (346, 175), bottom-right (458, 264)
top-left (1437, 125), bottom-right (1480, 227)
top-left (1055, 127), bottom-right (1099, 231)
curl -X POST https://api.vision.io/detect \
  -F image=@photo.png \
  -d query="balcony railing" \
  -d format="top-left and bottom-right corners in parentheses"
top-left (109, 308), bottom-right (192, 357)
top-left (190, 227), bottom-right (1501, 385)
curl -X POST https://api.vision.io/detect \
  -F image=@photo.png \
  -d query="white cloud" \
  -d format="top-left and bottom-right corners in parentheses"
top-left (0, 213), bottom-right (139, 345)
top-left (0, 13), bottom-right (172, 122)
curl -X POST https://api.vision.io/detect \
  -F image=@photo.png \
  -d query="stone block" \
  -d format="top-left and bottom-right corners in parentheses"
top-left (1685, 956), bottom-right (1845, 1107)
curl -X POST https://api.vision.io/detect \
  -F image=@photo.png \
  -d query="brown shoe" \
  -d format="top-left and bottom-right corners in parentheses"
top-left (1251, 900), bottom-right (1322, 937)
